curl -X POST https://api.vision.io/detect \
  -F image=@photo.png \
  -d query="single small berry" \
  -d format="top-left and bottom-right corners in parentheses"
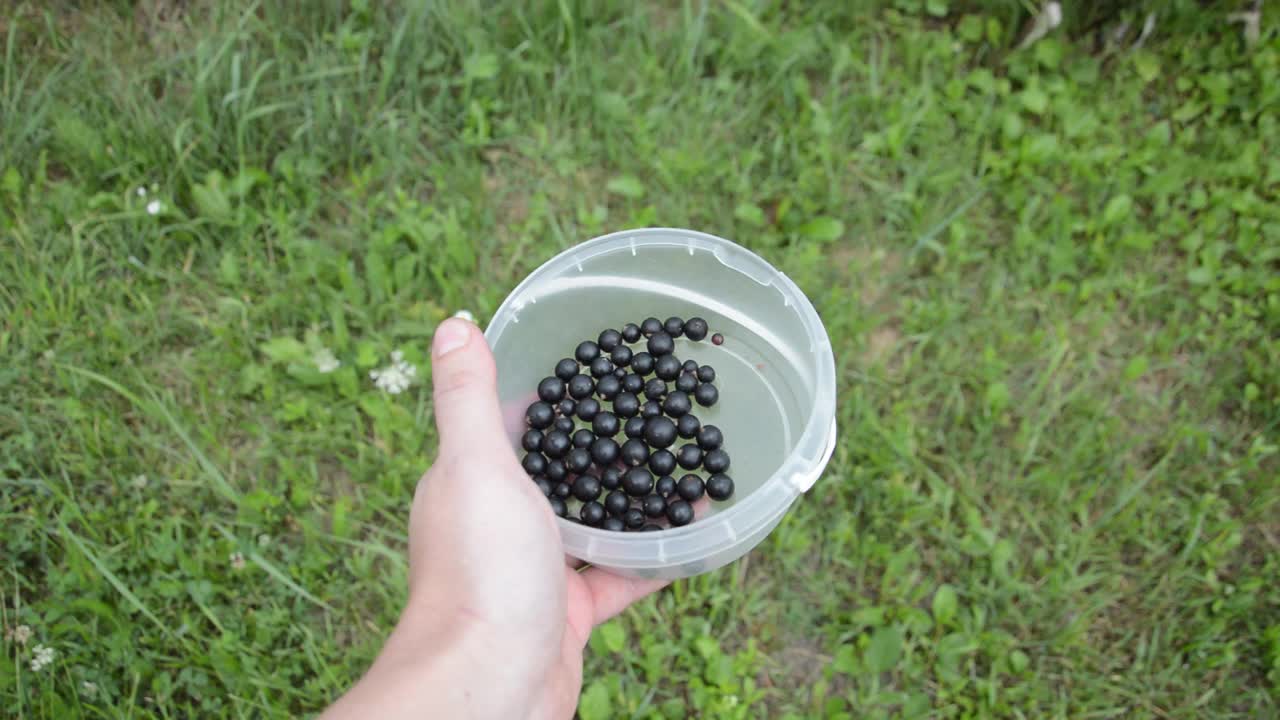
top-left (624, 508), bottom-right (646, 529)
top-left (521, 429), bottom-right (544, 452)
top-left (684, 317), bottom-right (709, 341)
top-left (694, 383), bottom-right (719, 407)
top-left (522, 452), bottom-right (547, 476)
top-left (546, 459), bottom-right (568, 482)
top-left (575, 340), bottom-right (600, 363)
top-left (623, 416), bottom-right (647, 439)
top-left (621, 438), bottom-right (649, 466)
top-left (592, 411), bottom-right (620, 436)
top-left (576, 397), bottom-right (601, 421)
top-left (580, 501), bottom-right (606, 526)
top-left (703, 448), bottom-right (731, 473)
top-left (573, 428), bottom-right (596, 449)
top-left (711, 333), bottom-right (724, 345)
top-left (533, 476), bottom-right (552, 496)
top-left (623, 467), bottom-right (653, 496)
top-left (675, 372), bottom-right (698, 393)
top-left (540, 430), bottom-right (571, 458)
top-left (605, 490), bottom-right (631, 516)
top-left (549, 496), bottom-right (568, 517)
top-left (696, 424), bottom-right (723, 450)
top-left (643, 377), bottom-right (668, 400)
top-left (655, 475), bottom-right (676, 497)
top-left (557, 398), bottom-right (577, 416)
top-left (622, 373), bottom-right (645, 393)
top-left (589, 356), bottom-right (614, 378)
top-left (555, 358), bottom-right (580, 381)
top-left (526, 401), bottom-right (555, 429)
top-left (631, 352), bottom-right (655, 375)
top-left (567, 374), bottom-right (595, 400)
top-left (647, 332), bottom-right (675, 356)
top-left (648, 449), bottom-right (677, 476)
top-left (613, 392), bottom-right (640, 418)
top-left (613, 367), bottom-right (626, 379)
top-left (622, 323), bottom-right (642, 343)
top-left (682, 359), bottom-right (698, 374)
top-left (641, 400), bottom-right (663, 419)
top-left (677, 414), bottom-right (701, 439)
top-left (590, 437), bottom-right (620, 466)
top-left (697, 364), bottom-right (716, 383)
top-left (706, 473), bottom-right (734, 501)
top-left (601, 466), bottom-right (623, 490)
top-left (538, 376), bottom-right (566, 402)
top-left (641, 317), bottom-right (663, 337)
top-left (676, 474), bottom-right (705, 501)
top-left (662, 391), bottom-right (692, 417)
top-left (664, 316), bottom-right (685, 337)
top-left (642, 493), bottom-right (667, 518)
top-left (643, 416), bottom-right (677, 448)
top-left (602, 516), bottom-right (626, 532)
top-left (666, 500), bottom-right (694, 526)
top-left (572, 474), bottom-right (603, 502)
top-left (610, 345), bottom-right (633, 367)
top-left (553, 482), bottom-right (572, 498)
top-left (676, 444), bottom-right (703, 470)
top-left (553, 416), bottom-right (575, 433)
top-left (567, 447), bottom-right (594, 473)
top-left (598, 328), bottom-right (623, 351)
top-left (595, 374), bottom-right (621, 400)
top-left (654, 355), bottom-right (681, 380)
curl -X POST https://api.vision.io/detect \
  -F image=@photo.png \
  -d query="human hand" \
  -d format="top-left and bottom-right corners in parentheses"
top-left (321, 317), bottom-right (668, 720)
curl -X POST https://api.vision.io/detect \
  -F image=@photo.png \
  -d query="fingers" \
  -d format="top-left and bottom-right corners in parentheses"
top-left (578, 567), bottom-right (669, 627)
top-left (430, 317), bottom-right (506, 456)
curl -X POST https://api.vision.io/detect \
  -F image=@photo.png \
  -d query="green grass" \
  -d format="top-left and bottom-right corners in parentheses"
top-left (2, 1), bottom-right (1278, 717)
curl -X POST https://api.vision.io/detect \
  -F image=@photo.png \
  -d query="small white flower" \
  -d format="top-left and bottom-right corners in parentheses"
top-left (229, 552), bottom-right (246, 570)
top-left (131, 474), bottom-right (149, 489)
top-left (30, 644), bottom-right (56, 672)
top-left (313, 348), bottom-right (341, 374)
top-left (257, 533), bottom-right (271, 547)
top-left (146, 200), bottom-right (162, 216)
top-left (82, 680), bottom-right (98, 696)
top-left (453, 309), bottom-right (476, 323)
top-left (136, 187), bottom-right (147, 197)
top-left (370, 350), bottom-right (417, 395)
top-left (7, 624), bottom-right (32, 645)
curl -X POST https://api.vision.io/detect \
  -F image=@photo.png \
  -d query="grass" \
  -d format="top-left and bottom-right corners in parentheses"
top-left (2, 1), bottom-right (1277, 717)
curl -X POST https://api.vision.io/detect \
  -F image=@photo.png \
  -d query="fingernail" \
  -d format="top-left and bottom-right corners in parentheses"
top-left (433, 318), bottom-right (471, 357)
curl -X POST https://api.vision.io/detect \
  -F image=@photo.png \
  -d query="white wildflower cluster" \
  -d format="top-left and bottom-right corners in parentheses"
top-left (30, 644), bottom-right (56, 672)
top-left (370, 350), bottom-right (417, 394)
top-left (6, 624), bottom-right (32, 645)
top-left (313, 348), bottom-right (341, 374)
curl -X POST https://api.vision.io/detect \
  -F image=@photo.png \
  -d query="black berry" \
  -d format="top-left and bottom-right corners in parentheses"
top-left (655, 355), bottom-right (681, 380)
top-left (557, 398), bottom-right (576, 416)
top-left (592, 411), bottom-right (620, 436)
top-left (526, 402), bottom-right (555, 429)
top-left (595, 374), bottom-right (621, 400)
top-left (697, 365), bottom-right (716, 383)
top-left (622, 323), bottom-right (642, 343)
top-left (623, 467), bottom-right (653, 496)
top-left (533, 476), bottom-right (552, 496)
top-left (555, 358), bottom-right (580, 381)
top-left (684, 317), bottom-right (709, 341)
top-left (631, 352), bottom-right (655, 375)
top-left (602, 516), bottom-right (626, 532)
top-left (642, 493), bottom-right (667, 518)
top-left (706, 474), bottom-right (734, 501)
top-left (549, 496), bottom-right (568, 517)
top-left (540, 430), bottom-right (571, 458)
top-left (677, 414), bottom-right (701, 439)
top-left (610, 345), bottom-right (633, 367)
top-left (643, 416), bottom-right (677, 448)
top-left (641, 317), bottom-right (662, 337)
top-left (567, 374), bottom-right (594, 400)
top-left (605, 490), bottom-right (630, 516)
top-left (621, 438), bottom-right (649, 466)
top-left (590, 437), bottom-right (620, 466)
top-left (598, 328), bottom-right (623, 351)
top-left (703, 448), bottom-right (730, 473)
top-left (666, 500), bottom-right (694, 526)
top-left (623, 508), bottom-right (646, 529)
top-left (711, 333), bottom-right (724, 345)
top-left (553, 481), bottom-right (572, 498)
top-left (589, 356), bottom-right (614, 379)
top-left (622, 373), bottom-right (644, 393)
top-left (694, 383), bottom-right (719, 407)
top-left (580, 501), bottom-right (606, 526)
top-left (546, 459), bottom-right (568, 482)
top-left (696, 425), bottom-right (723, 450)
top-left (554, 416), bottom-right (575, 434)
top-left (538, 377), bottom-right (566, 402)
top-left (624, 416), bottom-right (647, 439)
top-left (643, 377), bottom-right (668, 400)
top-left (521, 429), bottom-right (544, 452)
top-left (676, 474), bottom-right (705, 501)
top-left (601, 466), bottom-right (623, 491)
top-left (575, 341), bottom-right (600, 363)
top-left (682, 359), bottom-right (698, 374)
top-left (649, 449), bottom-right (677, 476)
top-left (664, 317), bottom-right (684, 337)
top-left (662, 391), bottom-right (692, 417)
top-left (641, 400), bottom-right (663, 419)
top-left (655, 475), bottom-right (676, 497)
top-left (572, 474), bottom-right (602, 502)
top-left (613, 367), bottom-right (626, 379)
top-left (567, 447), bottom-right (593, 473)
top-left (522, 452), bottom-right (547, 476)
top-left (676, 444), bottom-right (703, 470)
top-left (675, 372), bottom-right (698, 393)
top-left (647, 332), bottom-right (675, 356)
top-left (576, 397), bottom-right (601, 421)
top-left (572, 428), bottom-right (596, 449)
top-left (613, 392), bottom-right (640, 418)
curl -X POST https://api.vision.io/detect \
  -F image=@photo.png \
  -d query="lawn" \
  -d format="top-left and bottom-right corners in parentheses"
top-left (2, 1), bottom-right (1278, 718)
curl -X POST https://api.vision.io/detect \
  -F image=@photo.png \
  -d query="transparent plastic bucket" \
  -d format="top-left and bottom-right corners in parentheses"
top-left (485, 228), bottom-right (837, 579)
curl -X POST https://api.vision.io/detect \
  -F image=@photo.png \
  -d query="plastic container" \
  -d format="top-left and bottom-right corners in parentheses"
top-left (485, 228), bottom-right (837, 579)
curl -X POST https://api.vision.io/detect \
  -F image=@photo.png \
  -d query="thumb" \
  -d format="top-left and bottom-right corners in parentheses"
top-left (430, 317), bottom-right (506, 456)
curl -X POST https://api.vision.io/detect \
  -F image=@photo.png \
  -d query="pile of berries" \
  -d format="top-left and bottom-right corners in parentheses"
top-left (521, 316), bottom-right (734, 531)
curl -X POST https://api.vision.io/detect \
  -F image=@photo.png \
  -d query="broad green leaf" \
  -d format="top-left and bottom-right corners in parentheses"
top-left (932, 584), bottom-right (958, 626)
top-left (797, 216), bottom-right (844, 242)
top-left (606, 175), bottom-right (645, 198)
top-left (926, 0), bottom-right (948, 17)
top-left (985, 381), bottom-right (1010, 413)
top-left (260, 337), bottom-right (307, 364)
top-left (1123, 356), bottom-right (1149, 382)
top-left (1187, 267), bottom-right (1214, 285)
top-left (577, 681), bottom-right (610, 720)
top-left (1020, 87), bottom-right (1049, 115)
top-left (464, 53), bottom-right (499, 80)
top-left (865, 626), bottom-right (903, 673)
top-left (735, 203), bottom-right (766, 227)
top-left (599, 621), bottom-right (625, 654)
top-left (1133, 51), bottom-right (1160, 83)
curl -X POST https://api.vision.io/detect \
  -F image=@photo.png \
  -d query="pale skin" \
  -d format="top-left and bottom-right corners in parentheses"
top-left (320, 317), bottom-right (668, 720)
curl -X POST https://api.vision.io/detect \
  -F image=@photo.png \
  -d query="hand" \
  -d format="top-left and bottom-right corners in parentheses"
top-left (321, 317), bottom-right (668, 720)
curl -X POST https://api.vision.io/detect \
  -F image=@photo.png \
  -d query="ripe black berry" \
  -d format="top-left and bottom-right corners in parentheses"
top-left (602, 516), bottom-right (626, 532)
top-left (538, 377), bottom-right (566, 402)
top-left (664, 317), bottom-right (684, 337)
top-left (595, 374), bottom-right (621, 400)
top-left (526, 401), bottom-right (555, 429)
top-left (567, 374), bottom-right (594, 400)
top-left (696, 425), bottom-right (723, 450)
top-left (572, 474), bottom-right (602, 502)
top-left (605, 490), bottom-right (630, 516)
top-left (703, 448), bottom-right (730, 473)
top-left (613, 367), bottom-right (626, 379)
top-left (622, 323), bottom-right (642, 343)
top-left (640, 317), bottom-right (662, 337)
top-left (549, 496), bottom-right (568, 517)
top-left (682, 359), bottom-right (698, 374)
top-left (553, 482), bottom-right (572, 498)
top-left (706, 473), bottom-right (734, 501)
top-left (555, 358), bottom-right (580, 381)
top-left (711, 333), bottom-right (724, 345)
top-left (642, 494), bottom-right (667, 518)
top-left (611, 345), bottom-right (633, 367)
top-left (613, 392), bottom-right (640, 417)
top-left (643, 416), bottom-right (677, 448)
top-left (624, 416), bottom-right (647, 439)
top-left (522, 452), bottom-right (547, 476)
top-left (697, 365), bottom-right (716, 383)
top-left (589, 356), bottom-right (614, 379)
top-left (580, 501), bottom-right (605, 526)
top-left (655, 355), bottom-right (681, 380)
top-left (666, 500), bottom-right (694, 526)
top-left (546, 459), bottom-right (568, 482)
top-left (694, 383), bottom-right (719, 407)
top-left (623, 468), bottom-right (653, 496)
top-left (623, 508), bottom-right (646, 529)
top-left (676, 444), bottom-right (703, 470)
top-left (649, 449), bottom-right (677, 476)
top-left (662, 391), bottom-right (692, 417)
top-left (621, 438), bottom-right (649, 466)
top-left (573, 428), bottom-right (596, 448)
top-left (575, 341), bottom-right (600, 363)
top-left (643, 377), bottom-right (668, 400)
top-left (533, 476), bottom-right (552, 496)
top-left (677, 414), bottom-right (701, 439)
top-left (622, 373), bottom-right (644, 393)
top-left (576, 397), bottom-right (601, 421)
top-left (554, 416), bottom-right (575, 434)
top-left (631, 352), bottom-right (655, 375)
top-left (598, 328), bottom-right (623, 352)
top-left (641, 400), bottom-right (662, 419)
top-left (592, 412), bottom-right (620, 437)
top-left (522, 429), bottom-right (544, 452)
top-left (676, 474), bottom-right (705, 501)
top-left (590, 437), bottom-right (620, 466)
top-left (557, 398), bottom-right (576, 416)
top-left (655, 475), bottom-right (676, 497)
top-left (684, 317), bottom-right (709, 341)
top-left (540, 430), bottom-right (571, 458)
top-left (601, 466), bottom-right (623, 490)
top-left (675, 372), bottom-right (698, 393)
top-left (567, 447), bottom-right (593, 474)
top-left (647, 332), bottom-right (675, 356)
